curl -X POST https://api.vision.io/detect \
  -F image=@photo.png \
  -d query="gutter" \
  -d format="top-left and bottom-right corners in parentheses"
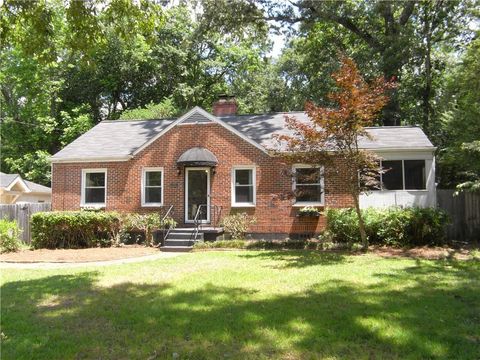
top-left (49, 156), bottom-right (133, 164)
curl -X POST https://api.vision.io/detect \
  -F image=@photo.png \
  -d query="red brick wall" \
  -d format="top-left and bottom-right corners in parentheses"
top-left (52, 122), bottom-right (354, 235)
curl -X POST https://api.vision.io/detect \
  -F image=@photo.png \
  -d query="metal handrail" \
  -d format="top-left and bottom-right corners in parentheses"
top-left (193, 204), bottom-right (223, 241)
top-left (160, 205), bottom-right (174, 247)
top-left (162, 205), bottom-right (174, 221)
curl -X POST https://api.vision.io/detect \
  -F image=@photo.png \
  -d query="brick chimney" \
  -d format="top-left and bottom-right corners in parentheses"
top-left (212, 95), bottom-right (237, 116)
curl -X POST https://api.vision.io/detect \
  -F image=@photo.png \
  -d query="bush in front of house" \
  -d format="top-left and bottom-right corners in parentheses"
top-left (124, 213), bottom-right (177, 246)
top-left (326, 207), bottom-right (449, 247)
top-left (193, 239), bottom-right (349, 251)
top-left (221, 213), bottom-right (257, 240)
top-left (0, 219), bottom-right (22, 253)
top-left (31, 211), bottom-right (122, 249)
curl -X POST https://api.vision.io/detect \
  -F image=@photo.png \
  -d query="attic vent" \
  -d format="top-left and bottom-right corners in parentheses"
top-left (180, 111), bottom-right (213, 124)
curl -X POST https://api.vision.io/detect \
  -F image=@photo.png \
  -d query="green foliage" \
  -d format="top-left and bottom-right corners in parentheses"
top-left (221, 213), bottom-right (257, 240)
top-left (193, 238), bottom-right (357, 251)
top-left (326, 207), bottom-right (450, 247)
top-left (193, 240), bottom-right (247, 249)
top-left (31, 211), bottom-right (122, 249)
top-left (0, 0), bottom-right (269, 185)
top-left (119, 98), bottom-right (178, 120)
top-left (0, 219), bottom-right (22, 253)
top-left (4, 150), bottom-right (52, 186)
top-left (59, 106), bottom-right (93, 145)
top-left (437, 34), bottom-right (480, 191)
top-left (124, 213), bottom-right (176, 246)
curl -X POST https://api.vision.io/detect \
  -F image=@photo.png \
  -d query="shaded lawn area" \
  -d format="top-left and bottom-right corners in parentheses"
top-left (1, 251), bottom-right (479, 359)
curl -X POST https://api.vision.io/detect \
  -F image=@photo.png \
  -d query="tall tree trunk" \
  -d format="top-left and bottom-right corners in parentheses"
top-left (422, 5), bottom-right (433, 134)
top-left (352, 189), bottom-right (368, 250)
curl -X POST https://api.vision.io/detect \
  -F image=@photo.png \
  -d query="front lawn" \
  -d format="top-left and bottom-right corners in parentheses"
top-left (1, 251), bottom-right (479, 359)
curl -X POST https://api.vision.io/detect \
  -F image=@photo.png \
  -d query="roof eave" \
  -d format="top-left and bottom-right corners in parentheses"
top-left (362, 146), bottom-right (437, 152)
top-left (49, 156), bottom-right (132, 164)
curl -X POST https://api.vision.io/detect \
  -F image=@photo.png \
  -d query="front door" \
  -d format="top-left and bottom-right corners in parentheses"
top-left (185, 168), bottom-right (210, 223)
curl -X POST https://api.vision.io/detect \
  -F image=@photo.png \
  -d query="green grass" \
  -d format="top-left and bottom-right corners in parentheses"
top-left (1, 251), bottom-right (479, 359)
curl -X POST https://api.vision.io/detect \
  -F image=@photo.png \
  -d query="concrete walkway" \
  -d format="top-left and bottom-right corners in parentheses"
top-left (0, 252), bottom-right (186, 270)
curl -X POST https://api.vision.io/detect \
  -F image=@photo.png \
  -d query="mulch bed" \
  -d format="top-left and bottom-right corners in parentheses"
top-left (0, 245), bottom-right (159, 263)
top-left (370, 246), bottom-right (475, 261)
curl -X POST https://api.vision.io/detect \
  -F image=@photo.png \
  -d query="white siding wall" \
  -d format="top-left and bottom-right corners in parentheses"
top-left (16, 193), bottom-right (51, 204)
top-left (359, 149), bottom-right (436, 209)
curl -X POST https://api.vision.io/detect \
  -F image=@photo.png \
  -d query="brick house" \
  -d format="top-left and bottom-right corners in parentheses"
top-left (51, 98), bottom-right (436, 242)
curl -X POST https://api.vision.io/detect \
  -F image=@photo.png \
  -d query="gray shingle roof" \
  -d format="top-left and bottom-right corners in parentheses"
top-left (51, 111), bottom-right (434, 161)
top-left (0, 172), bottom-right (50, 193)
top-left (51, 119), bottom-right (175, 161)
top-left (24, 180), bottom-right (51, 193)
top-left (0, 172), bottom-right (19, 188)
top-left (219, 113), bottom-right (434, 150)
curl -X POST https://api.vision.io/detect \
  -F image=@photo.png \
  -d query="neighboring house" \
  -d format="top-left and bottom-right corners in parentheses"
top-left (50, 98), bottom-right (436, 238)
top-left (0, 172), bottom-right (51, 204)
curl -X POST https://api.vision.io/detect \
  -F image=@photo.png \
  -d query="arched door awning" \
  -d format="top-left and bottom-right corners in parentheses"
top-left (177, 147), bottom-right (218, 167)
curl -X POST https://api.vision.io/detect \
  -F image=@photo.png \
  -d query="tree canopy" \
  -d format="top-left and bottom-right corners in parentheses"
top-left (0, 0), bottom-right (478, 192)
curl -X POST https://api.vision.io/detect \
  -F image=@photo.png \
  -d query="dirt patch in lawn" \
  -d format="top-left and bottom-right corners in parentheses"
top-left (0, 245), bottom-right (159, 263)
top-left (370, 246), bottom-right (476, 260)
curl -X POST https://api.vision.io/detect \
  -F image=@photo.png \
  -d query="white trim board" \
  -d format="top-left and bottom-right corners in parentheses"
top-left (141, 167), bottom-right (164, 207)
top-left (185, 167), bottom-right (211, 224)
top-left (50, 156), bottom-right (132, 163)
top-left (231, 165), bottom-right (257, 207)
top-left (80, 168), bottom-right (107, 208)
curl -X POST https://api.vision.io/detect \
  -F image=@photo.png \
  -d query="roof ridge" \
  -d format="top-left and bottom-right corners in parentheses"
top-left (365, 125), bottom-right (421, 129)
top-left (101, 118), bottom-right (176, 123)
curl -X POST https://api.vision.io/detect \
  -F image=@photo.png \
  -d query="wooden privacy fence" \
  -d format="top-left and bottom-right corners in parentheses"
top-left (437, 190), bottom-right (480, 242)
top-left (0, 203), bottom-right (51, 243)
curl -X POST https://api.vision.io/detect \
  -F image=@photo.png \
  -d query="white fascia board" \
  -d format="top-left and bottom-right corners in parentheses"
top-left (6, 176), bottom-right (30, 193)
top-left (49, 156), bottom-right (132, 163)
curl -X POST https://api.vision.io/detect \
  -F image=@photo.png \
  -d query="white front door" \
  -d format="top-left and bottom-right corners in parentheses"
top-left (185, 168), bottom-right (210, 223)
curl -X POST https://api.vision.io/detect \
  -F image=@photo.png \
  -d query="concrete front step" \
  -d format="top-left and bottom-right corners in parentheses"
top-left (168, 232), bottom-right (197, 240)
top-left (160, 245), bottom-right (193, 252)
top-left (164, 239), bottom-right (195, 247)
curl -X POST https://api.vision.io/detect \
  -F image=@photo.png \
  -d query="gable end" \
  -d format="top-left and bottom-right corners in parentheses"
top-left (179, 112), bottom-right (213, 124)
top-left (133, 106), bottom-right (268, 156)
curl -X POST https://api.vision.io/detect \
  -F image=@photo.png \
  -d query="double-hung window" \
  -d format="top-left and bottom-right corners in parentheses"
top-left (293, 165), bottom-right (324, 205)
top-left (142, 168), bottom-right (163, 206)
top-left (381, 160), bottom-right (426, 190)
top-left (232, 166), bottom-right (256, 206)
top-left (81, 169), bottom-right (107, 207)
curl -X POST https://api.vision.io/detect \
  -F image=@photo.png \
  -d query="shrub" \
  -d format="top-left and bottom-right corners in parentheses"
top-left (31, 211), bottom-right (122, 249)
top-left (326, 207), bottom-right (449, 247)
top-left (221, 213), bottom-right (257, 240)
top-left (193, 240), bottom-right (247, 249)
top-left (0, 219), bottom-right (22, 253)
top-left (125, 213), bottom-right (176, 246)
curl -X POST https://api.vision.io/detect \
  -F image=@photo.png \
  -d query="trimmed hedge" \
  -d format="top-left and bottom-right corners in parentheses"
top-left (326, 207), bottom-right (449, 247)
top-left (31, 211), bottom-right (121, 249)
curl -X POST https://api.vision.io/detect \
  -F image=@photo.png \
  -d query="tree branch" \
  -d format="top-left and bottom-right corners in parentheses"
top-left (398, 1), bottom-right (416, 26)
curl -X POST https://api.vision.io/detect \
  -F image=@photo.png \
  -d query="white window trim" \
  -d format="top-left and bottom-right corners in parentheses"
top-left (81, 168), bottom-right (107, 208)
top-left (380, 160), bottom-right (427, 191)
top-left (141, 167), bottom-right (164, 207)
top-left (292, 164), bottom-right (325, 207)
top-left (231, 165), bottom-right (256, 207)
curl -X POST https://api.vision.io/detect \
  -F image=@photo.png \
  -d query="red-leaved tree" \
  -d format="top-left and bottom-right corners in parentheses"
top-left (275, 56), bottom-right (393, 249)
